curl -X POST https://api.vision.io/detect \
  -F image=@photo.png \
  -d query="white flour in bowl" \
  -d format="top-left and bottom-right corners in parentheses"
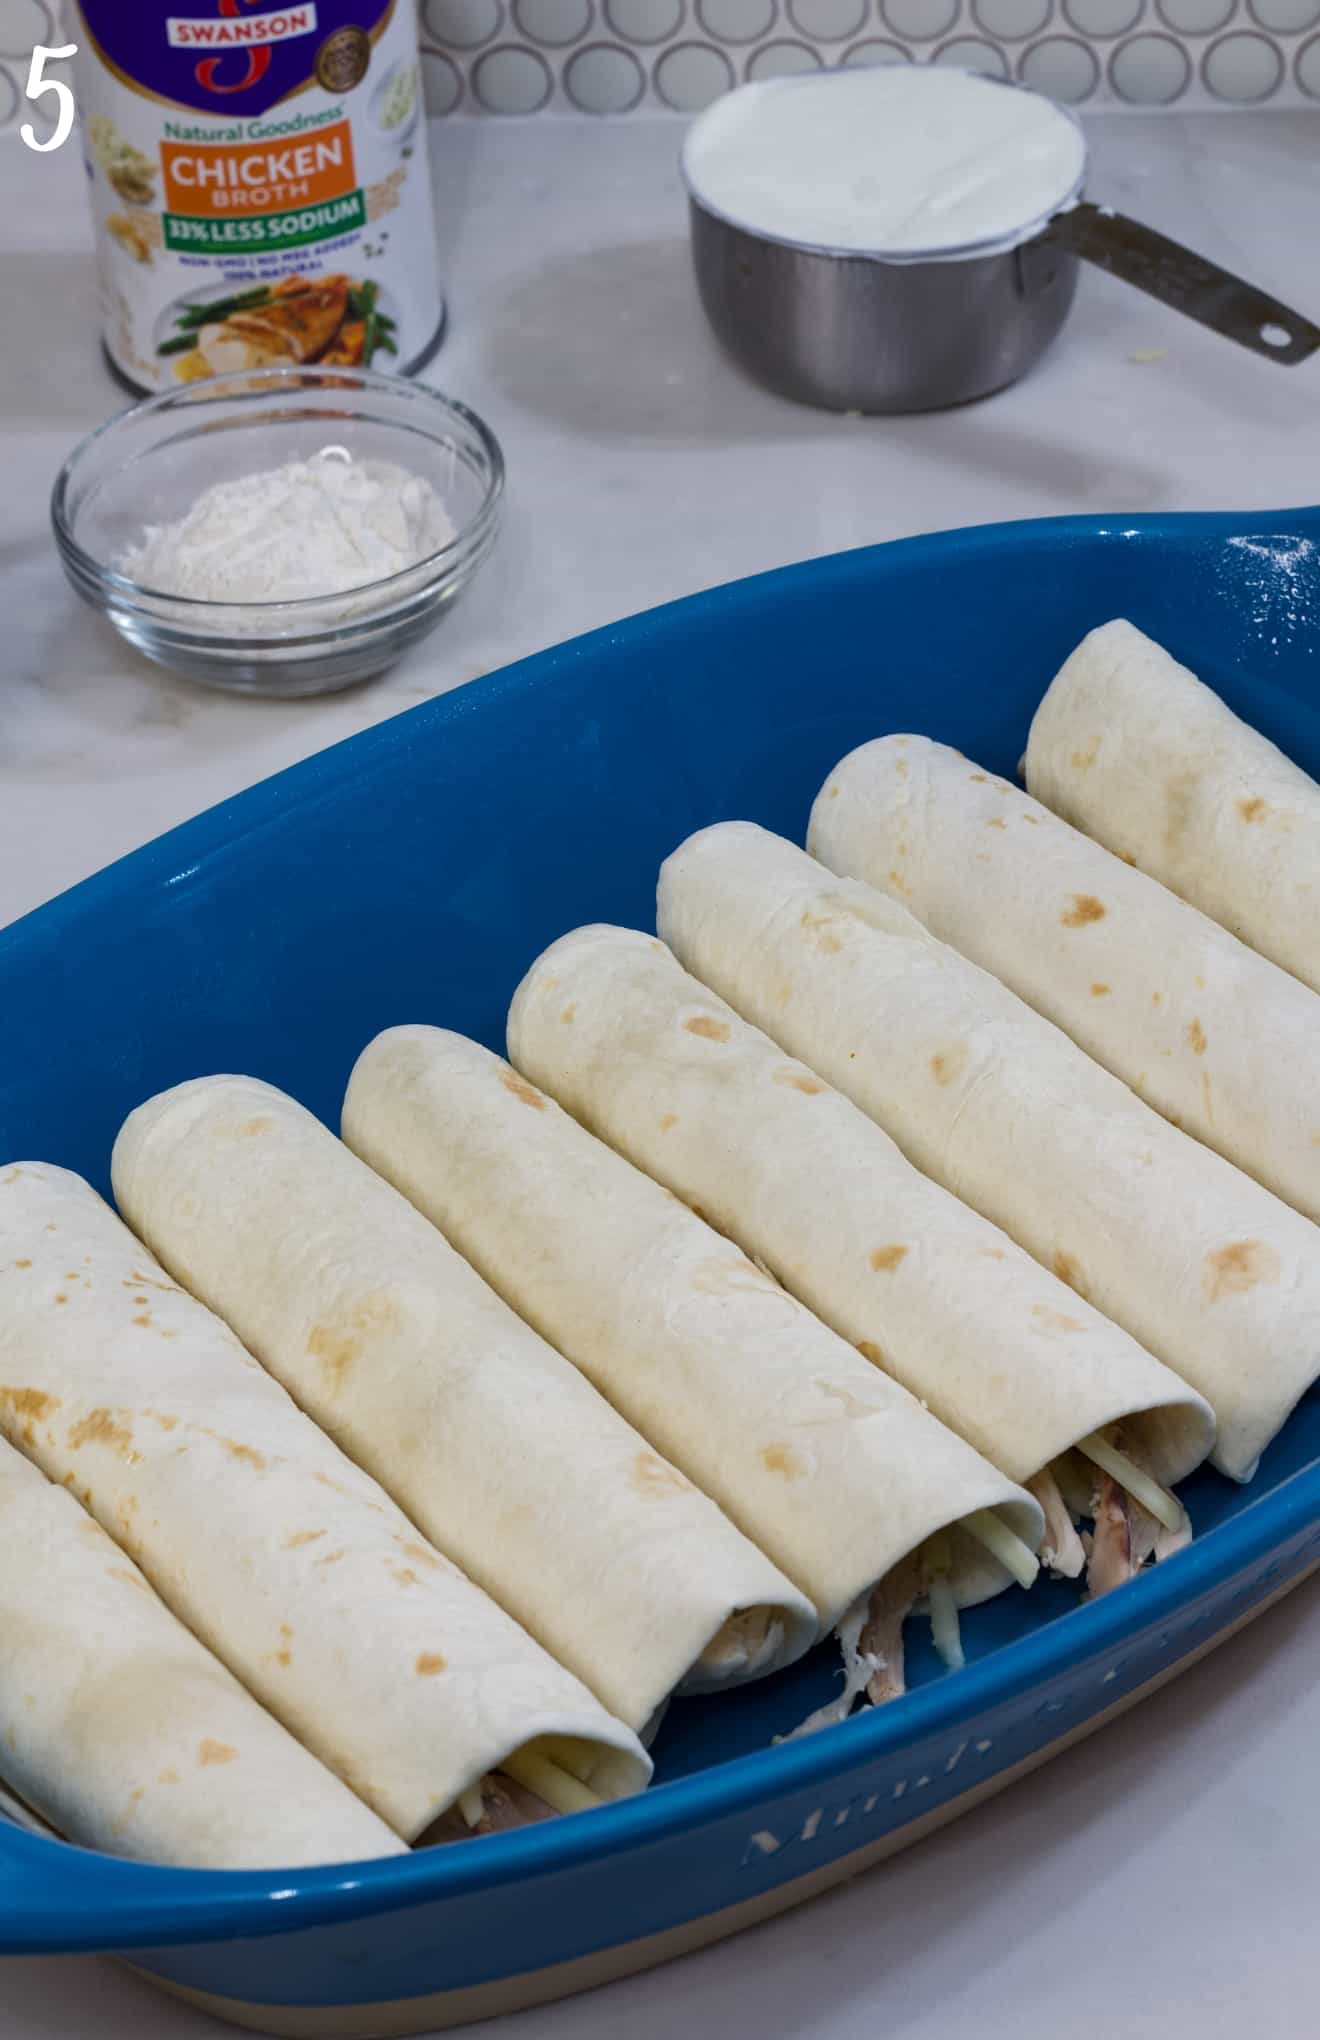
top-left (118, 445), bottom-right (455, 604)
top-left (682, 67), bottom-right (1086, 259)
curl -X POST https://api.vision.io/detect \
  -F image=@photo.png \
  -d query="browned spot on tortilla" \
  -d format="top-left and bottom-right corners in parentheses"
top-left (148, 1412), bottom-right (178, 1432)
top-left (560, 1004), bottom-right (576, 1024)
top-left (856, 1340), bottom-right (887, 1366)
top-left (1164, 770), bottom-right (1198, 848)
top-left (1061, 894), bottom-right (1106, 928)
top-left (14, 1260), bottom-right (31, 1270)
top-left (307, 1292), bottom-right (401, 1394)
top-left (760, 1442), bottom-right (805, 1480)
top-left (1031, 1304), bottom-right (1085, 1334)
top-left (286, 1528), bottom-right (325, 1549)
top-left (826, 783), bottom-right (840, 799)
top-left (1090, 983), bottom-right (1111, 998)
top-left (126, 1273), bottom-right (182, 1295)
top-left (1, 1388), bottom-right (60, 1423)
top-left (108, 1567), bottom-right (149, 1593)
top-left (887, 868), bottom-right (911, 898)
top-left (158, 1768), bottom-right (180, 1786)
top-left (132, 1314), bottom-right (151, 1328)
top-left (317, 1549), bottom-right (347, 1566)
top-left (313, 1471), bottom-right (348, 1495)
top-left (198, 1740), bottom-right (237, 1768)
top-left (869, 1245), bottom-right (908, 1273)
top-left (633, 1449), bottom-right (692, 1496)
top-left (394, 1567), bottom-right (419, 1587)
top-left (774, 1068), bottom-right (824, 1095)
top-left (685, 1015), bottom-right (730, 1042)
top-left (659, 1113), bottom-right (678, 1132)
top-left (132, 1296), bottom-right (148, 1306)
top-left (220, 1439), bottom-right (266, 1470)
top-left (979, 1247), bottom-right (1007, 1261)
top-left (1023, 815), bottom-right (1040, 825)
top-left (1052, 1249), bottom-right (1089, 1298)
top-left (986, 817), bottom-right (1007, 831)
top-left (1201, 1070), bottom-right (1214, 1125)
top-left (501, 1070), bottom-right (546, 1110)
top-left (68, 1409), bottom-right (140, 1463)
top-left (970, 773), bottom-right (987, 783)
top-left (895, 759), bottom-right (910, 779)
top-left (1237, 796), bottom-right (1267, 823)
top-left (398, 1540), bottom-right (441, 1571)
top-left (415, 1652), bottom-right (446, 1677)
top-left (275, 1648), bottom-right (292, 1667)
top-left (930, 1044), bottom-right (968, 1087)
top-left (1186, 1018), bottom-right (1207, 1056)
top-left (1204, 1239), bottom-right (1281, 1301)
top-left (1071, 742), bottom-right (1099, 771)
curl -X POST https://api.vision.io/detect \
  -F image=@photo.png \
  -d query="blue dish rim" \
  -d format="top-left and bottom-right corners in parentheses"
top-left (3, 500), bottom-right (1319, 1954)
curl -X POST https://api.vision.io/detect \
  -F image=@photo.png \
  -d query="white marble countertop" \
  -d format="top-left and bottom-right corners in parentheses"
top-left (4, 105), bottom-right (1320, 2040)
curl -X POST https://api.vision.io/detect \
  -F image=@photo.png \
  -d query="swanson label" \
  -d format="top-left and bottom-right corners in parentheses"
top-left (73, 1), bottom-right (443, 392)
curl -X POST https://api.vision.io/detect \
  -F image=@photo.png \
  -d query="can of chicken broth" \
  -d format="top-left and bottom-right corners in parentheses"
top-left (73, 1), bottom-right (443, 392)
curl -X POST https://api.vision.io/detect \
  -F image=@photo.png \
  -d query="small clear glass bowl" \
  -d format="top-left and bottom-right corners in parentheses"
top-left (51, 367), bottom-right (504, 698)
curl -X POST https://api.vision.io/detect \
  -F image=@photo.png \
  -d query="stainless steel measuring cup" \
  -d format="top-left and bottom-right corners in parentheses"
top-left (683, 87), bottom-right (1320, 415)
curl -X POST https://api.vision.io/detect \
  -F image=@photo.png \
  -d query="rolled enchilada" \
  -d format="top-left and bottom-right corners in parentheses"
top-left (810, 732), bottom-right (1320, 1225)
top-left (341, 1024), bottom-right (1044, 1671)
top-left (672, 817), bottom-right (1316, 1486)
top-left (0, 1162), bottom-right (650, 1839)
top-left (509, 918), bottom-right (1213, 1595)
top-left (0, 1436), bottom-right (405, 1869)
top-left (1027, 618), bottom-right (1320, 996)
top-left (112, 1078), bottom-right (815, 1731)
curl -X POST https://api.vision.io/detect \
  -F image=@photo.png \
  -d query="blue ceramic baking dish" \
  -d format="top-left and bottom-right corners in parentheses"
top-left (2, 505), bottom-right (1320, 2036)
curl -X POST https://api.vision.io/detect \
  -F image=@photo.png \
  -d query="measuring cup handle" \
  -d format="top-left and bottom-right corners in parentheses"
top-left (1042, 200), bottom-right (1320, 365)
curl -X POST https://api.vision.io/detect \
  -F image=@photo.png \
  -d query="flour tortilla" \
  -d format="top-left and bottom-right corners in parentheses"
top-left (1027, 619), bottom-right (1320, 996)
top-left (0, 1163), bottom-right (649, 1838)
top-left (509, 919), bottom-right (1212, 1494)
top-left (673, 819), bottom-right (1314, 1483)
top-left (0, 1437), bottom-right (406, 1869)
top-left (344, 1026), bottom-right (1043, 1631)
top-left (113, 1079), bottom-right (813, 1729)
top-left (812, 732), bottom-right (1320, 1225)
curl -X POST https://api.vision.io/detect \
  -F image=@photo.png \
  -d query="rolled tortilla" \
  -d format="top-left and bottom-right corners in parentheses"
top-left (112, 1078), bottom-right (814, 1730)
top-left (509, 919), bottom-right (1213, 1497)
top-left (661, 819), bottom-right (1317, 1485)
top-left (1027, 619), bottom-right (1320, 995)
top-left (0, 1163), bottom-right (649, 1838)
top-left (342, 1025), bottom-right (1043, 1636)
top-left (810, 733), bottom-right (1320, 1225)
top-left (0, 1437), bottom-right (406, 1869)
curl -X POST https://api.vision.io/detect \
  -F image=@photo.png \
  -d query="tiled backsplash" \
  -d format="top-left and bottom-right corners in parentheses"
top-left (418, 0), bottom-right (1320, 109)
top-left (2, 0), bottom-right (1317, 140)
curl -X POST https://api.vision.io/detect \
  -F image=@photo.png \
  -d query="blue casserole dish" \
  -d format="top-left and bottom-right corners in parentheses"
top-left (2, 504), bottom-right (1319, 2035)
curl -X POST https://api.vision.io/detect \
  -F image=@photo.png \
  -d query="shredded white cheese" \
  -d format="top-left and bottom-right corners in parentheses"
top-left (119, 445), bottom-right (456, 605)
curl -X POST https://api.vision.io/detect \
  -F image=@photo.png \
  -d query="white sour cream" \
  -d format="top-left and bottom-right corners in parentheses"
top-left (682, 67), bottom-right (1087, 259)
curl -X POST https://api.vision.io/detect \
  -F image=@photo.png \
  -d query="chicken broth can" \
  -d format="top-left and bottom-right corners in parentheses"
top-left (72, 1), bottom-right (443, 392)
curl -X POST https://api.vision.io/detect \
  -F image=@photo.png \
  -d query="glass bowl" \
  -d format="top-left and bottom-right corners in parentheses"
top-left (51, 367), bottom-right (504, 698)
